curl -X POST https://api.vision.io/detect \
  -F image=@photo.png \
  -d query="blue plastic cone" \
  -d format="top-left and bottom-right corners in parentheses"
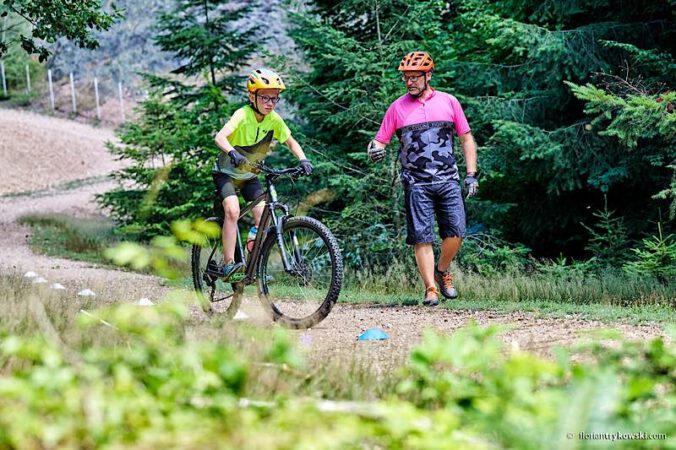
top-left (358, 328), bottom-right (389, 341)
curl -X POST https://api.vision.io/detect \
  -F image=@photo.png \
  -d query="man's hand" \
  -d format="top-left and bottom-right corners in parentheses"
top-left (367, 140), bottom-right (385, 163)
top-left (464, 175), bottom-right (479, 199)
top-left (228, 150), bottom-right (247, 168)
top-left (299, 159), bottom-right (313, 175)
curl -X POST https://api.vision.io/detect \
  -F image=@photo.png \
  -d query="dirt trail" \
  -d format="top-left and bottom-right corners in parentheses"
top-left (0, 107), bottom-right (667, 362)
top-left (0, 107), bottom-right (167, 303)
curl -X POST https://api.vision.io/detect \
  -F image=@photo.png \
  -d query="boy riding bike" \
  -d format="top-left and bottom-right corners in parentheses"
top-left (210, 67), bottom-right (313, 279)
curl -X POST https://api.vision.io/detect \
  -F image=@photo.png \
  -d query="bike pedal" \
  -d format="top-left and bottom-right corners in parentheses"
top-left (228, 272), bottom-right (246, 282)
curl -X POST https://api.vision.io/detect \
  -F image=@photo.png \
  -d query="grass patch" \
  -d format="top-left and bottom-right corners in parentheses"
top-left (18, 213), bottom-right (674, 325)
top-left (339, 267), bottom-right (675, 324)
top-left (18, 213), bottom-right (120, 266)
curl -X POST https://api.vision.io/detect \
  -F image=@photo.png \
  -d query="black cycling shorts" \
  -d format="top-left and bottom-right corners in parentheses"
top-left (404, 180), bottom-right (466, 245)
top-left (212, 172), bottom-right (264, 202)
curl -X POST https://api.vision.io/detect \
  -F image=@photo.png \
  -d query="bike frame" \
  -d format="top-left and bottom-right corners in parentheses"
top-left (234, 170), bottom-right (296, 285)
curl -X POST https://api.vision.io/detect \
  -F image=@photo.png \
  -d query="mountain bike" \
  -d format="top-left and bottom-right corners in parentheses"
top-left (191, 163), bottom-right (343, 329)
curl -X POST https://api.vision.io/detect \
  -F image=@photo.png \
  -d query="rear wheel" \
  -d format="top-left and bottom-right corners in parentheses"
top-left (191, 217), bottom-right (242, 318)
top-left (258, 216), bottom-right (343, 329)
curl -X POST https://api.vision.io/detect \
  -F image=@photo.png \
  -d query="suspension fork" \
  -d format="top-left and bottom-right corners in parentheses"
top-left (272, 204), bottom-right (302, 273)
top-left (243, 197), bottom-right (297, 279)
top-left (265, 176), bottom-right (298, 273)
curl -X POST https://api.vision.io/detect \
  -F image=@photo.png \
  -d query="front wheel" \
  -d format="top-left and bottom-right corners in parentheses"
top-left (191, 217), bottom-right (242, 318)
top-left (258, 216), bottom-right (343, 329)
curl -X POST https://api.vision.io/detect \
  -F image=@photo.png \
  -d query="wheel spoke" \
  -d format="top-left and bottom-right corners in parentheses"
top-left (258, 217), bottom-right (342, 328)
top-left (191, 217), bottom-right (242, 317)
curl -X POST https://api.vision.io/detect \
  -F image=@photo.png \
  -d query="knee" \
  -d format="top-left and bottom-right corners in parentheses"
top-left (223, 202), bottom-right (239, 223)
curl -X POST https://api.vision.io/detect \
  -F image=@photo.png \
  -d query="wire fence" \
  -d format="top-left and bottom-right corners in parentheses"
top-left (0, 61), bottom-right (142, 126)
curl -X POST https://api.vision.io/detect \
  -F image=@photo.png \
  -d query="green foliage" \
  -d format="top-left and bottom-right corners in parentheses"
top-left (535, 255), bottom-right (599, 280)
top-left (0, 16), bottom-right (45, 98)
top-left (104, 218), bottom-right (676, 315)
top-left (581, 197), bottom-right (630, 266)
top-left (0, 0), bottom-right (122, 61)
top-left (400, 324), bottom-right (675, 449)
top-left (623, 223), bottom-right (676, 284)
top-left (653, 163), bottom-right (676, 220)
top-left (99, 90), bottom-right (231, 239)
top-left (105, 218), bottom-right (220, 278)
top-left (154, 0), bottom-right (256, 90)
top-left (457, 231), bottom-right (531, 275)
top-left (0, 296), bottom-right (673, 448)
top-left (566, 84), bottom-right (676, 148)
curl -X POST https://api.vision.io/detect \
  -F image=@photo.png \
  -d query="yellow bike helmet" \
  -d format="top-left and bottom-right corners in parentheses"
top-left (247, 68), bottom-right (286, 92)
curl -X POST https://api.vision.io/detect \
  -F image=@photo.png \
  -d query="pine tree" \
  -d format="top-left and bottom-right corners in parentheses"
top-left (154, 0), bottom-right (256, 93)
top-left (448, 0), bottom-right (675, 256)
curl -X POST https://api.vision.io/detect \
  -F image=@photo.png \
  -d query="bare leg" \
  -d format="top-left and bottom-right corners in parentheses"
top-left (437, 237), bottom-right (462, 272)
top-left (222, 196), bottom-right (240, 262)
top-left (252, 203), bottom-right (264, 227)
top-left (414, 243), bottom-right (436, 288)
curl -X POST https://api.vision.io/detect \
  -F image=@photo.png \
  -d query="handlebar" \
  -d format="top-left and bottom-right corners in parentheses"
top-left (254, 162), bottom-right (305, 179)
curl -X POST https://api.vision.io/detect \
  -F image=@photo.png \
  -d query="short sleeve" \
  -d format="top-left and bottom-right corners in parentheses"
top-left (272, 113), bottom-right (291, 143)
top-left (375, 103), bottom-right (398, 144)
top-left (223, 108), bottom-right (246, 134)
top-left (450, 96), bottom-right (471, 135)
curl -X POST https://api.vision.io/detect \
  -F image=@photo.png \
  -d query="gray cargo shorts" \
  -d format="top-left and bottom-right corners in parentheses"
top-left (404, 180), bottom-right (466, 245)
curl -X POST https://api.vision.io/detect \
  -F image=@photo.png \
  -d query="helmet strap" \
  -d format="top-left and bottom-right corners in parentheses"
top-left (249, 91), bottom-right (264, 116)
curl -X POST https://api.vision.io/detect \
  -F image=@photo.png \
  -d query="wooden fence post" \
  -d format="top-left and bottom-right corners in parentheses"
top-left (118, 81), bottom-right (125, 121)
top-left (47, 69), bottom-right (55, 110)
top-left (0, 61), bottom-right (6, 97)
top-left (94, 77), bottom-right (101, 119)
top-left (69, 72), bottom-right (77, 113)
top-left (25, 64), bottom-right (30, 94)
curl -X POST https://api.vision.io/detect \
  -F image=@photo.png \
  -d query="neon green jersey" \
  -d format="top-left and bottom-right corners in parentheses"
top-left (213, 105), bottom-right (291, 180)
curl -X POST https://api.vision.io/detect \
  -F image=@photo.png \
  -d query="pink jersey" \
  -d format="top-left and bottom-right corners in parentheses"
top-left (375, 90), bottom-right (471, 186)
top-left (375, 90), bottom-right (470, 144)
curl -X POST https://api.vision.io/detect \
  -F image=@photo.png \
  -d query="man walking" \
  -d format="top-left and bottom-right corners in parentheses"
top-left (368, 51), bottom-right (479, 306)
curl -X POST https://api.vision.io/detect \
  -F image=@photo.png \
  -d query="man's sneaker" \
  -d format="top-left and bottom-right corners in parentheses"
top-left (422, 286), bottom-right (439, 306)
top-left (434, 268), bottom-right (458, 299)
top-left (206, 260), bottom-right (244, 280)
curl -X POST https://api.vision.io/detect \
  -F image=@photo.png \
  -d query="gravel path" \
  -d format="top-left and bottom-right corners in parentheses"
top-left (0, 107), bottom-right (667, 363)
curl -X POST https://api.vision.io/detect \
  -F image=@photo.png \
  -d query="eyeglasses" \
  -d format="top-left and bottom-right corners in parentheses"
top-left (259, 95), bottom-right (281, 104)
top-left (401, 74), bottom-right (425, 83)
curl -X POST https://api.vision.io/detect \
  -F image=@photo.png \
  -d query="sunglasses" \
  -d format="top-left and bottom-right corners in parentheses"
top-left (259, 95), bottom-right (281, 104)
